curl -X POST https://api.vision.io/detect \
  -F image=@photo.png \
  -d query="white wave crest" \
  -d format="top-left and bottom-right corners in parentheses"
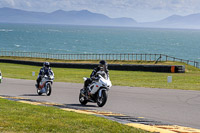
top-left (47, 29), bottom-right (61, 32)
top-left (0, 29), bottom-right (13, 32)
top-left (14, 44), bottom-right (20, 47)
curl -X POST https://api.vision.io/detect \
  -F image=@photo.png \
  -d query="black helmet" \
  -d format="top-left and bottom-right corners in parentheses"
top-left (43, 62), bottom-right (50, 68)
top-left (99, 60), bottom-right (107, 70)
top-left (99, 60), bottom-right (107, 65)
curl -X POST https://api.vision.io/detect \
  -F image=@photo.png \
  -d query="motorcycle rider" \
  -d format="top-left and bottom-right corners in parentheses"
top-left (83, 60), bottom-right (109, 95)
top-left (36, 62), bottom-right (54, 88)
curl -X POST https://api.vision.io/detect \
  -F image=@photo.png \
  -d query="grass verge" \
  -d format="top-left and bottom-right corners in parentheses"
top-left (0, 98), bottom-right (147, 133)
top-left (0, 57), bottom-right (200, 90)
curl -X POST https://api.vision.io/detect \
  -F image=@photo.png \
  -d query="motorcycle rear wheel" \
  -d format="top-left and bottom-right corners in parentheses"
top-left (37, 89), bottom-right (42, 95)
top-left (79, 93), bottom-right (88, 105)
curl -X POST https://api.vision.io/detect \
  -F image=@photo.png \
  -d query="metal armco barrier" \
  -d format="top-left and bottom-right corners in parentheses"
top-left (0, 59), bottom-right (185, 73)
top-left (0, 51), bottom-right (199, 68)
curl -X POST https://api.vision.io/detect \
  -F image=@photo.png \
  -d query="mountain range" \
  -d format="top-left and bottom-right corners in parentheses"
top-left (1, 7), bottom-right (200, 29)
top-left (141, 14), bottom-right (200, 29)
top-left (0, 7), bottom-right (136, 26)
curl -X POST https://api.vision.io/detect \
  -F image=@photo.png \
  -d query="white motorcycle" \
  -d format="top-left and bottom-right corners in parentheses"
top-left (79, 71), bottom-right (112, 107)
top-left (36, 75), bottom-right (54, 96)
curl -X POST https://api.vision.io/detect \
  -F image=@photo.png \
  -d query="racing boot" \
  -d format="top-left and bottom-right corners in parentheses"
top-left (35, 83), bottom-right (39, 88)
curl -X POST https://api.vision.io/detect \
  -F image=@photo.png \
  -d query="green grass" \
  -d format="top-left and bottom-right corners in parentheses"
top-left (0, 98), bottom-right (147, 133)
top-left (0, 61), bottom-right (200, 90)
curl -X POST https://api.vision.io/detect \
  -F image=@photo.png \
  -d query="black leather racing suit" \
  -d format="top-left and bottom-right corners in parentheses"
top-left (84, 67), bottom-right (109, 89)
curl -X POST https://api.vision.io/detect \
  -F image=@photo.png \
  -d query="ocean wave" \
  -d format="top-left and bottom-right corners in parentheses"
top-left (14, 44), bottom-right (20, 47)
top-left (47, 29), bottom-right (62, 32)
top-left (49, 48), bottom-right (70, 52)
top-left (0, 29), bottom-right (13, 32)
top-left (170, 43), bottom-right (181, 46)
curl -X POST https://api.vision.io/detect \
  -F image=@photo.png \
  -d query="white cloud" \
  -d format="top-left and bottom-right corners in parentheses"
top-left (6, 0), bottom-right (15, 7)
top-left (0, 0), bottom-right (16, 7)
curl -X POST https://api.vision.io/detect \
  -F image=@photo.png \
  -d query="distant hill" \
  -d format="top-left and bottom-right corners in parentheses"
top-left (0, 7), bottom-right (137, 26)
top-left (160, 14), bottom-right (200, 25)
top-left (141, 14), bottom-right (200, 29)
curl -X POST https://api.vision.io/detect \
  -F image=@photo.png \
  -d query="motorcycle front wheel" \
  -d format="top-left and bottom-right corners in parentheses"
top-left (97, 90), bottom-right (107, 107)
top-left (46, 83), bottom-right (52, 96)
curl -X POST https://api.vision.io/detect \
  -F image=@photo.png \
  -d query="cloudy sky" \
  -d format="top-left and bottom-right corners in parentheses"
top-left (1, 0), bottom-right (200, 22)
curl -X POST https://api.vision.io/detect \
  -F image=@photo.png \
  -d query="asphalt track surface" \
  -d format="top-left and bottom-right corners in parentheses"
top-left (0, 78), bottom-right (200, 129)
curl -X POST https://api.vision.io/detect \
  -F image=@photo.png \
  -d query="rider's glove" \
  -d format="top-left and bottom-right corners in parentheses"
top-left (91, 76), bottom-right (96, 80)
top-left (91, 76), bottom-right (99, 80)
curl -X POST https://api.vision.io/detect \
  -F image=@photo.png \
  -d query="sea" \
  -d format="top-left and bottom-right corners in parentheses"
top-left (0, 23), bottom-right (200, 62)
